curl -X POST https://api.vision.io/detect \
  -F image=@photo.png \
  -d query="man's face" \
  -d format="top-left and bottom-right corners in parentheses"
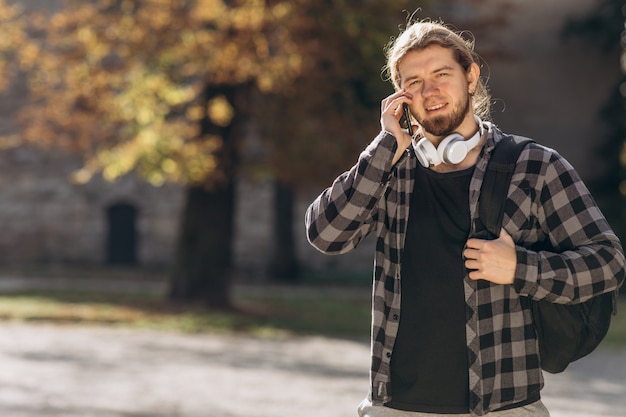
top-left (398, 45), bottom-right (477, 139)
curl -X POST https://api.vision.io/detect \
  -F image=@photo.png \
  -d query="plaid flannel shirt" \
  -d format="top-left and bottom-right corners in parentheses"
top-left (305, 124), bottom-right (625, 416)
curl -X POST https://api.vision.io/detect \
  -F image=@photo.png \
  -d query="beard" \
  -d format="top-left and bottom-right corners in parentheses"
top-left (418, 92), bottom-right (471, 137)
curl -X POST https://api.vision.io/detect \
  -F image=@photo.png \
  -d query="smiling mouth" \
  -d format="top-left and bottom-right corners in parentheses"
top-left (426, 103), bottom-right (446, 112)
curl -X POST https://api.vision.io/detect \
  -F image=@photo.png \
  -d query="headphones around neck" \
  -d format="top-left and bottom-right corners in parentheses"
top-left (412, 115), bottom-right (485, 168)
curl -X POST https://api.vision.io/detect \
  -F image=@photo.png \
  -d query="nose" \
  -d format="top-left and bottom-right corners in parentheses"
top-left (421, 79), bottom-right (438, 97)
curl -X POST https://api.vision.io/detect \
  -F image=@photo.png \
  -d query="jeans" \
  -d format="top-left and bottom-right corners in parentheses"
top-left (357, 398), bottom-right (550, 417)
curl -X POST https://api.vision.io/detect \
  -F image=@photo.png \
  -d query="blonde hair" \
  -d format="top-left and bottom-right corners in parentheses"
top-left (384, 20), bottom-right (492, 120)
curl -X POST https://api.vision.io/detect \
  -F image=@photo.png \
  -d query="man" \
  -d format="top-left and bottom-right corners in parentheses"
top-left (305, 20), bottom-right (625, 417)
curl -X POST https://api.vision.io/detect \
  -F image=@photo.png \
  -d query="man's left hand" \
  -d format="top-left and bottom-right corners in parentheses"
top-left (463, 229), bottom-right (517, 284)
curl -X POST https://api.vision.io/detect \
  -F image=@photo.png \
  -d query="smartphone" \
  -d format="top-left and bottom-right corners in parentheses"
top-left (400, 103), bottom-right (413, 136)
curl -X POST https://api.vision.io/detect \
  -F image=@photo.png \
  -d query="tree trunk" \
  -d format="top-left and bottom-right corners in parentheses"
top-left (168, 84), bottom-right (244, 309)
top-left (169, 183), bottom-right (235, 309)
top-left (270, 180), bottom-right (299, 281)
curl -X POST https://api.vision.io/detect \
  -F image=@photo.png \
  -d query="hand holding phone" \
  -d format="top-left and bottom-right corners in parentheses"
top-left (399, 103), bottom-right (413, 137)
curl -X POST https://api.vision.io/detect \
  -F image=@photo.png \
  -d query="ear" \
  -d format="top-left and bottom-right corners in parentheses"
top-left (466, 62), bottom-right (480, 95)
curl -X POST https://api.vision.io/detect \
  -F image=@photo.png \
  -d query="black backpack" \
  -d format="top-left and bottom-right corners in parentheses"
top-left (476, 135), bottom-right (618, 374)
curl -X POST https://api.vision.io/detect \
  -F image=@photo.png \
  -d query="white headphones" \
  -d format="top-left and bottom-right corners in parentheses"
top-left (412, 115), bottom-right (485, 168)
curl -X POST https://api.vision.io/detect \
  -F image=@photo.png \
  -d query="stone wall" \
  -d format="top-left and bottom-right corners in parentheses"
top-left (0, 145), bottom-right (184, 265)
top-left (232, 178), bottom-right (274, 276)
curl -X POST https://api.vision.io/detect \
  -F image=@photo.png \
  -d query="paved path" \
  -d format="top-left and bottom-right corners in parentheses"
top-left (0, 322), bottom-right (624, 417)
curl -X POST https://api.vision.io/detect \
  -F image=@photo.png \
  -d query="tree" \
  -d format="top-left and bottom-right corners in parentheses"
top-left (562, 0), bottom-right (626, 294)
top-left (562, 3), bottom-right (626, 228)
top-left (0, 0), bottom-right (302, 309)
top-left (0, 0), bottom-right (518, 304)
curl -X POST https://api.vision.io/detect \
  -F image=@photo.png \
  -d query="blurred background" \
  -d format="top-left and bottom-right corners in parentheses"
top-left (0, 0), bottom-right (624, 416)
top-left (0, 0), bottom-right (624, 298)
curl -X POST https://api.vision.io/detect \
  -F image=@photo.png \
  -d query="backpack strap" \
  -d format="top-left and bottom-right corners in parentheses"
top-left (477, 135), bottom-right (535, 238)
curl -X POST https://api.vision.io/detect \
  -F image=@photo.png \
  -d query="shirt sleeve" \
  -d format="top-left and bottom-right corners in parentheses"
top-left (304, 131), bottom-right (397, 254)
top-left (513, 149), bottom-right (626, 304)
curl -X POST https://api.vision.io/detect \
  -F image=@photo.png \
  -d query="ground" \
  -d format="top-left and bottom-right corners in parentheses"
top-left (0, 322), bottom-right (624, 417)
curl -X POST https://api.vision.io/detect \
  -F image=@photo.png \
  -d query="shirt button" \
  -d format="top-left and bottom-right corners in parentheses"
top-left (386, 352), bottom-right (392, 358)
top-left (393, 314), bottom-right (399, 320)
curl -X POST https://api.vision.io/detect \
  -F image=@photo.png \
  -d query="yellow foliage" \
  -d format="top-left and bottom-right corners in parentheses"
top-left (193, 0), bottom-right (225, 21)
top-left (186, 105), bottom-right (205, 121)
top-left (207, 95), bottom-right (234, 127)
top-left (271, 3), bottom-right (291, 19)
top-left (18, 43), bottom-right (39, 70)
top-left (0, 0), bottom-right (415, 187)
top-left (229, 0), bottom-right (265, 30)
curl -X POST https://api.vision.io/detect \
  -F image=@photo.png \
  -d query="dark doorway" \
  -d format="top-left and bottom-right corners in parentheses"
top-left (106, 203), bottom-right (138, 265)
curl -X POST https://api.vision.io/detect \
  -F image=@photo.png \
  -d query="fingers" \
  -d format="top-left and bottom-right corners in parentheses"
top-left (463, 246), bottom-right (481, 279)
top-left (381, 91), bottom-right (413, 137)
top-left (467, 269), bottom-right (482, 281)
top-left (463, 247), bottom-right (479, 261)
top-left (381, 90), bottom-right (412, 115)
top-left (463, 230), bottom-right (517, 285)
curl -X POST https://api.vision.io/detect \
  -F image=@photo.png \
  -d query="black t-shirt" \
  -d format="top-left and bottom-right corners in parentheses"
top-left (388, 164), bottom-right (474, 414)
